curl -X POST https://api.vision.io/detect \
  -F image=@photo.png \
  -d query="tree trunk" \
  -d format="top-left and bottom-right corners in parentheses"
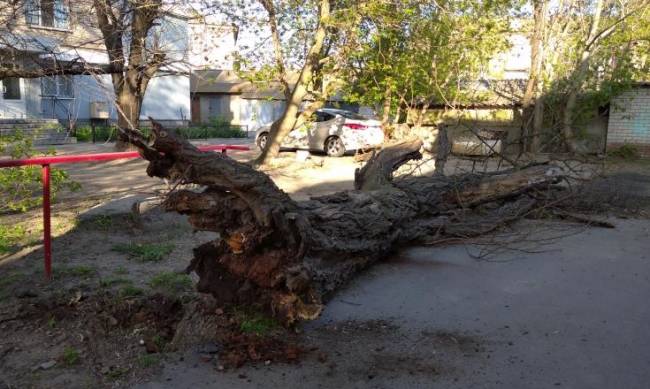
top-left (381, 88), bottom-right (393, 135)
top-left (562, 0), bottom-right (604, 153)
top-left (531, 94), bottom-right (545, 152)
top-left (115, 89), bottom-right (144, 150)
top-left (126, 120), bottom-right (564, 324)
top-left (256, 0), bottom-right (330, 166)
top-left (522, 0), bottom-right (547, 154)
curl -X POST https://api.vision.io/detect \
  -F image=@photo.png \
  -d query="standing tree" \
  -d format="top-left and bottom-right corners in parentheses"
top-left (0, 0), bottom-right (192, 150)
top-left (340, 0), bottom-right (512, 133)
top-left (253, 0), bottom-right (333, 165)
top-left (522, 0), bottom-right (650, 152)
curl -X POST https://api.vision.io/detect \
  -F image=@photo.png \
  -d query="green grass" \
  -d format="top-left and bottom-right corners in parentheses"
top-left (62, 346), bottom-right (80, 366)
top-left (0, 272), bottom-right (23, 289)
top-left (0, 224), bottom-right (27, 253)
top-left (106, 366), bottom-right (129, 380)
top-left (99, 277), bottom-right (132, 288)
top-left (113, 266), bottom-right (128, 275)
top-left (58, 265), bottom-right (96, 278)
top-left (0, 273), bottom-right (23, 301)
top-left (149, 272), bottom-right (192, 294)
top-left (119, 285), bottom-right (144, 298)
top-left (112, 242), bottom-right (175, 262)
top-left (91, 214), bottom-right (113, 230)
top-left (233, 307), bottom-right (280, 336)
top-left (136, 354), bottom-right (160, 368)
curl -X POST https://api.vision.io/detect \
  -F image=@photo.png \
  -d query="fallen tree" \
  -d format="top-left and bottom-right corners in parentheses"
top-left (125, 120), bottom-right (565, 324)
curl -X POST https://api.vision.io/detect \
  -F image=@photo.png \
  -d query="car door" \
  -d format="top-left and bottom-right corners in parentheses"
top-left (308, 111), bottom-right (338, 151)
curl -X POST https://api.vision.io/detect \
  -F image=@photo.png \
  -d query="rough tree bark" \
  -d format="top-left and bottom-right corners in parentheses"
top-left (521, 0), bottom-right (548, 153)
top-left (126, 120), bottom-right (563, 324)
top-left (94, 0), bottom-right (165, 151)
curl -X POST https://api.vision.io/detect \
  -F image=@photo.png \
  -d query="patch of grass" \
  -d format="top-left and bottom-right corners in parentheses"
top-left (113, 266), bottom-right (128, 275)
top-left (608, 144), bottom-right (639, 160)
top-left (75, 214), bottom-right (113, 231)
top-left (149, 272), bottom-right (192, 294)
top-left (0, 272), bottom-right (23, 289)
top-left (0, 224), bottom-right (27, 253)
top-left (119, 285), bottom-right (144, 298)
top-left (112, 242), bottom-right (175, 262)
top-left (136, 354), bottom-right (161, 368)
top-left (152, 334), bottom-right (167, 351)
top-left (59, 265), bottom-right (96, 278)
top-left (99, 277), bottom-right (132, 288)
top-left (106, 366), bottom-right (129, 380)
top-left (47, 316), bottom-right (57, 328)
top-left (62, 346), bottom-right (80, 366)
top-left (233, 307), bottom-right (280, 336)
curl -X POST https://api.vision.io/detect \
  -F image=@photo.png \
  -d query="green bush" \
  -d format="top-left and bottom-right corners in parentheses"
top-left (74, 119), bottom-right (246, 142)
top-left (608, 144), bottom-right (639, 160)
top-left (0, 130), bottom-right (79, 213)
top-left (74, 126), bottom-right (117, 142)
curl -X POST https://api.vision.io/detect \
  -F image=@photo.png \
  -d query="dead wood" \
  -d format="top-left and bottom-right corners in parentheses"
top-left (126, 120), bottom-right (566, 324)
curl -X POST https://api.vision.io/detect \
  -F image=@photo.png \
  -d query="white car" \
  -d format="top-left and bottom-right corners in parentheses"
top-left (255, 108), bottom-right (384, 157)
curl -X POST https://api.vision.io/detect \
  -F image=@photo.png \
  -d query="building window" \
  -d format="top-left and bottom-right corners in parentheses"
top-left (2, 78), bottom-right (21, 100)
top-left (25, 0), bottom-right (70, 29)
top-left (41, 76), bottom-right (73, 98)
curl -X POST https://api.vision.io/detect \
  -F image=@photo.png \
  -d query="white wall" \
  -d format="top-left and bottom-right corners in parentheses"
top-left (39, 73), bottom-right (190, 122)
top-left (141, 75), bottom-right (191, 120)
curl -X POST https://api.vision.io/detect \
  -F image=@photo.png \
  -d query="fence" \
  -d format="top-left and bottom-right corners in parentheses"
top-left (0, 144), bottom-right (250, 279)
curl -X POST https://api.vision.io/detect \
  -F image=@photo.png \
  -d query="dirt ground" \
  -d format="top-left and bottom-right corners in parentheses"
top-left (1, 141), bottom-right (649, 388)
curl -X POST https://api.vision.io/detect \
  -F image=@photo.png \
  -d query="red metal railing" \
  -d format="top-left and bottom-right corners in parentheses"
top-left (0, 144), bottom-right (250, 279)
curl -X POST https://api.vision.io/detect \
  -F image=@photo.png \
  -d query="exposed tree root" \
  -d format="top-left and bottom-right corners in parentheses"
top-left (125, 120), bottom-right (569, 324)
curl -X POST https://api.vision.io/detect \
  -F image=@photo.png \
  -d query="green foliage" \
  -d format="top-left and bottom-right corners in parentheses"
top-left (61, 346), bottom-right (81, 366)
top-left (112, 242), bottom-right (175, 262)
top-left (0, 224), bottom-right (26, 253)
top-left (183, 118), bottom-right (247, 139)
top-left (74, 126), bottom-right (116, 142)
top-left (0, 130), bottom-right (79, 213)
top-left (537, 0), bottom-right (650, 134)
top-left (74, 120), bottom-right (246, 142)
top-left (340, 0), bottom-right (512, 122)
top-left (149, 272), bottom-right (192, 294)
top-left (608, 144), bottom-right (639, 160)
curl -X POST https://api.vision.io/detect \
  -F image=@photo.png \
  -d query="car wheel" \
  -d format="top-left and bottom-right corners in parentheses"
top-left (325, 136), bottom-right (345, 157)
top-left (257, 132), bottom-right (269, 151)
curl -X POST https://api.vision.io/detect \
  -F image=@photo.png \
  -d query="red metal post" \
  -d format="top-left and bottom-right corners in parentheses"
top-left (42, 164), bottom-right (52, 280)
top-left (0, 144), bottom-right (250, 279)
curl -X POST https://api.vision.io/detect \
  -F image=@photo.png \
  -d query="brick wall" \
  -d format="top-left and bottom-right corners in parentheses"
top-left (607, 86), bottom-right (650, 157)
